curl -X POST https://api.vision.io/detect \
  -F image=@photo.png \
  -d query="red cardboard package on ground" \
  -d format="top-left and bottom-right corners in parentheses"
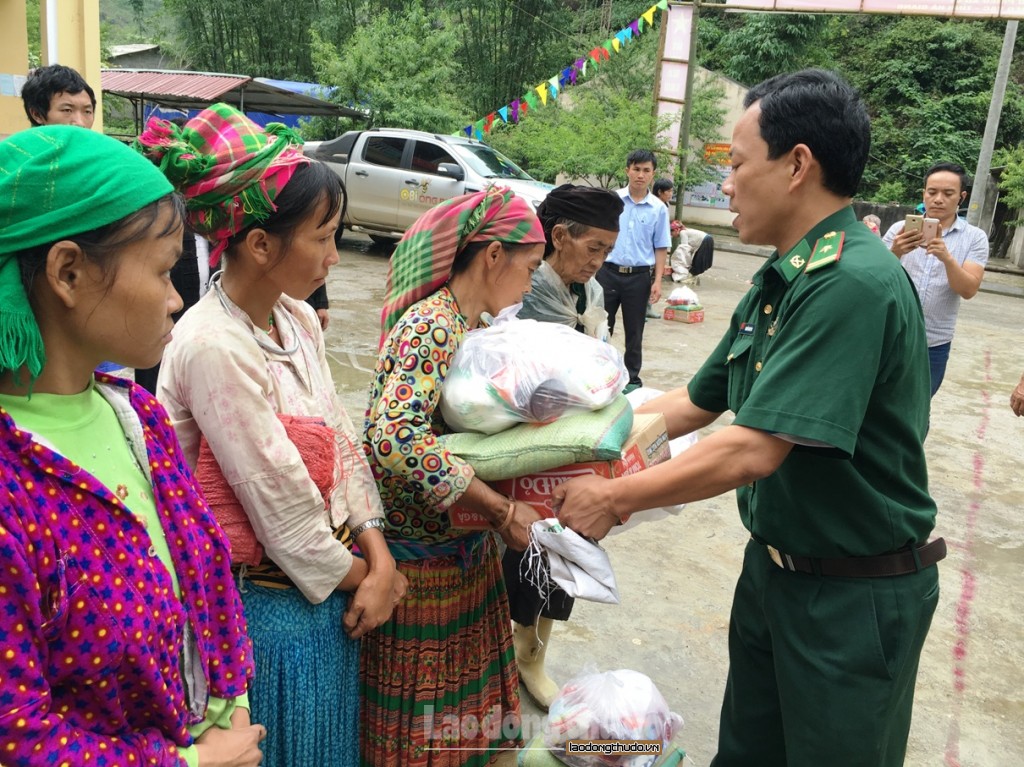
top-left (663, 306), bottom-right (704, 324)
top-left (448, 413), bottom-right (670, 529)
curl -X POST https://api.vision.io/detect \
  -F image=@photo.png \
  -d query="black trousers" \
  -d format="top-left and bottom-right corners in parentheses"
top-left (501, 547), bottom-right (574, 625)
top-left (595, 263), bottom-right (652, 387)
top-left (134, 237), bottom-right (202, 394)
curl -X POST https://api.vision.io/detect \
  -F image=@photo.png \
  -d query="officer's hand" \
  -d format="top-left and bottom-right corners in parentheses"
top-left (551, 475), bottom-right (620, 541)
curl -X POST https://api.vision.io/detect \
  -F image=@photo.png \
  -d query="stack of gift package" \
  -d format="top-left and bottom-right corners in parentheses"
top-left (662, 286), bottom-right (703, 324)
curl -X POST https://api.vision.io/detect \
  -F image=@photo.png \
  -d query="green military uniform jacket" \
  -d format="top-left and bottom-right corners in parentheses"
top-left (688, 207), bottom-right (936, 558)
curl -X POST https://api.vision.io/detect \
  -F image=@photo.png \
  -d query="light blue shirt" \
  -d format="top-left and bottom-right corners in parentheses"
top-left (606, 188), bottom-right (672, 268)
top-left (882, 215), bottom-right (989, 347)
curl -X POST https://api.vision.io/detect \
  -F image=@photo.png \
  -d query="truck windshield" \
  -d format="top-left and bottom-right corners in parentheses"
top-left (454, 144), bottom-right (534, 180)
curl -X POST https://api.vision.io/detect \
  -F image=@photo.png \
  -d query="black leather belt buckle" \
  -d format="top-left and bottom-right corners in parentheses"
top-left (764, 538), bottom-right (947, 578)
top-left (604, 263), bottom-right (651, 274)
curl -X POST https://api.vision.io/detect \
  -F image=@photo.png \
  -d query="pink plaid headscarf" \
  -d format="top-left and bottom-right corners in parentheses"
top-left (135, 103), bottom-right (309, 266)
top-left (381, 187), bottom-right (545, 343)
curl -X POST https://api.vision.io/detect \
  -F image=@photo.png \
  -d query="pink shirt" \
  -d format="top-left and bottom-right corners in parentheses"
top-left (0, 377), bottom-right (253, 767)
top-left (157, 284), bottom-right (384, 603)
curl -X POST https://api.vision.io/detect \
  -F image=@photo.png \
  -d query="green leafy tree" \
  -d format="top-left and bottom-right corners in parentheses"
top-left (456, 0), bottom-right (570, 116)
top-left (706, 12), bottom-right (831, 86)
top-left (25, 0), bottom-right (40, 68)
top-left (486, 27), bottom-right (725, 189)
top-left (833, 15), bottom-right (1024, 203)
top-left (164, 0), bottom-right (359, 79)
top-left (311, 2), bottom-right (465, 133)
top-left (995, 144), bottom-right (1024, 210)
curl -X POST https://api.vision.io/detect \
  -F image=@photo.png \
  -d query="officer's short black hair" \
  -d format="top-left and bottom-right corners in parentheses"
top-left (924, 162), bottom-right (970, 194)
top-left (743, 68), bottom-right (869, 199)
top-left (626, 149), bottom-right (658, 169)
top-left (21, 64), bottom-right (96, 126)
top-left (652, 178), bottom-right (674, 197)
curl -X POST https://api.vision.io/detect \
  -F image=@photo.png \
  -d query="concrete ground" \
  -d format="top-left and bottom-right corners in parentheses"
top-left (324, 233), bottom-right (1024, 767)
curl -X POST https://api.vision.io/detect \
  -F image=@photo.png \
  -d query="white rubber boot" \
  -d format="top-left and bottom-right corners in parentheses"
top-left (513, 618), bottom-right (560, 710)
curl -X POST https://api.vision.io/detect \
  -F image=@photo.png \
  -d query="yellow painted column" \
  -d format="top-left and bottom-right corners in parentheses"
top-left (40, 0), bottom-right (103, 131)
top-left (0, 0), bottom-right (31, 137)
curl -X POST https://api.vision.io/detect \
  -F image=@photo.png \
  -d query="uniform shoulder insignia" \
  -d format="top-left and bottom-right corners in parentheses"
top-left (778, 238), bottom-right (812, 282)
top-left (805, 230), bottom-right (845, 273)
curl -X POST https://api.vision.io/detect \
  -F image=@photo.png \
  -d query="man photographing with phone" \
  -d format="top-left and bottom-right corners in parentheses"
top-left (883, 162), bottom-right (989, 396)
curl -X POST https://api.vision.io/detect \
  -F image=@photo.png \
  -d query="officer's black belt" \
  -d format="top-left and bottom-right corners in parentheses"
top-left (761, 537), bottom-right (947, 578)
top-left (603, 262), bottom-right (653, 275)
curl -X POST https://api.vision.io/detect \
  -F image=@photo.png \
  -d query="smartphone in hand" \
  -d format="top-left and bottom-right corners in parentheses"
top-left (904, 214), bottom-right (924, 236)
top-left (921, 217), bottom-right (940, 242)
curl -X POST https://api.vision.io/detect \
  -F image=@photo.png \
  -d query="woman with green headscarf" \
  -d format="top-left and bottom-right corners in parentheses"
top-left (0, 127), bottom-right (262, 765)
top-left (363, 188), bottom-right (547, 766)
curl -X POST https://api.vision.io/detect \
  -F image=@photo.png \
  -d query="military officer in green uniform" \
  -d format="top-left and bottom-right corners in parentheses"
top-left (552, 68), bottom-right (944, 767)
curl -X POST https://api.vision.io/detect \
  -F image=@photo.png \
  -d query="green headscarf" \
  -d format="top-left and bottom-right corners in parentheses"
top-left (0, 125), bottom-right (173, 382)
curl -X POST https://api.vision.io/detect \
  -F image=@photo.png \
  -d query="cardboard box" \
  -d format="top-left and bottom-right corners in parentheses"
top-left (448, 413), bottom-right (670, 529)
top-left (663, 306), bottom-right (704, 324)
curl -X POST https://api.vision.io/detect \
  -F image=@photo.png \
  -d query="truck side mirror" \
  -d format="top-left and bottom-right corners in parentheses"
top-left (436, 163), bottom-right (465, 181)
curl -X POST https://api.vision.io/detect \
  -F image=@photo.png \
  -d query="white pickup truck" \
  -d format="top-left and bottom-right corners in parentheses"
top-left (303, 128), bottom-right (553, 243)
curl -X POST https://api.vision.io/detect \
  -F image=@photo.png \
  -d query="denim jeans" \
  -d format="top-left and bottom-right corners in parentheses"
top-left (928, 341), bottom-right (952, 397)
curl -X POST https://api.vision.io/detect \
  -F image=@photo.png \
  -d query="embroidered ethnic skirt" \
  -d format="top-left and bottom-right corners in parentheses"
top-left (241, 585), bottom-right (360, 767)
top-left (361, 535), bottom-right (521, 766)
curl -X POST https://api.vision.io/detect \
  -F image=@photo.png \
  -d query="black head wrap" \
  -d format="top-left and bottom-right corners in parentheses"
top-left (536, 183), bottom-right (624, 256)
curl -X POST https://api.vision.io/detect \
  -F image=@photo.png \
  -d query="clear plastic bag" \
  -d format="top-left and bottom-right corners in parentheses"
top-left (666, 286), bottom-right (699, 306)
top-left (440, 319), bottom-right (628, 434)
top-left (542, 668), bottom-right (684, 767)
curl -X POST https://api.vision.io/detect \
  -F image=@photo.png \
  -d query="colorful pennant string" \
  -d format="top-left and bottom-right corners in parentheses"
top-left (458, 2), bottom-right (668, 138)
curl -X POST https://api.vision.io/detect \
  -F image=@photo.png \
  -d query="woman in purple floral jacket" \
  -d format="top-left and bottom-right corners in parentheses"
top-left (0, 128), bottom-right (261, 766)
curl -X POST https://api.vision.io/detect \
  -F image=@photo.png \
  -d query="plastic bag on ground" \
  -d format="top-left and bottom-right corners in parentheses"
top-left (542, 668), bottom-right (684, 767)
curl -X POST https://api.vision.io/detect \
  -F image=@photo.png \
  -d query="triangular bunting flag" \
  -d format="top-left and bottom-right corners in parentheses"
top-left (484, 113), bottom-right (495, 133)
top-left (473, 120), bottom-right (484, 140)
top-left (510, 100), bottom-right (520, 123)
top-left (548, 76), bottom-right (560, 98)
top-left (572, 57), bottom-right (587, 82)
top-left (523, 91), bottom-right (538, 110)
top-left (498, 106), bottom-right (509, 123)
top-left (630, 20), bottom-right (640, 36)
top-left (535, 83), bottom-right (548, 106)
top-left (463, 125), bottom-right (473, 138)
top-left (642, 7), bottom-right (657, 27)
top-left (611, 37), bottom-right (621, 52)
top-left (656, 0), bottom-right (668, 9)
top-left (604, 38), bottom-right (616, 55)
top-left (559, 67), bottom-right (572, 88)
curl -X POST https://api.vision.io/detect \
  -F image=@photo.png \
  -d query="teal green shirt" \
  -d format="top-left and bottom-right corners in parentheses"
top-left (688, 207), bottom-right (936, 557)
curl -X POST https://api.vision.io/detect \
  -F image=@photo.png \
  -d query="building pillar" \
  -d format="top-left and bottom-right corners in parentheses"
top-left (0, 0), bottom-right (31, 137)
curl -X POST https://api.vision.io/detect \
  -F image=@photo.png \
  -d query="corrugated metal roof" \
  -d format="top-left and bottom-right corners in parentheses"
top-left (100, 69), bottom-right (365, 119)
top-left (102, 69), bottom-right (250, 101)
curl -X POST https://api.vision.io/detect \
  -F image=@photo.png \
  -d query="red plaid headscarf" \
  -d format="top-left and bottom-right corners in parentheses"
top-left (381, 187), bottom-right (545, 343)
top-left (134, 103), bottom-right (309, 266)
